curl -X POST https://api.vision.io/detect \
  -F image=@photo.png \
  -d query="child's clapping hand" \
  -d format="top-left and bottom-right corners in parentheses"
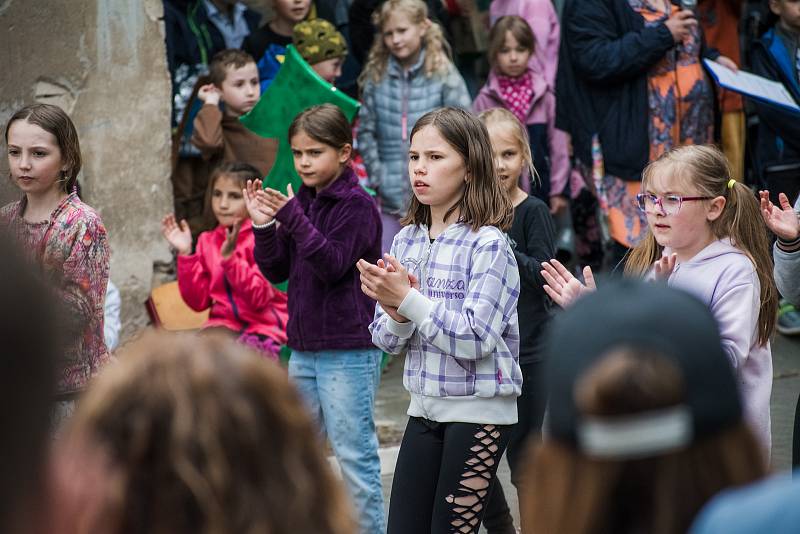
top-left (261, 184), bottom-right (295, 215)
top-left (197, 84), bottom-right (221, 106)
top-left (358, 254), bottom-right (416, 322)
top-left (220, 220), bottom-right (242, 259)
top-left (540, 259), bottom-right (596, 308)
top-left (161, 214), bottom-right (193, 256)
top-left (760, 190), bottom-right (799, 241)
top-left (243, 179), bottom-right (275, 226)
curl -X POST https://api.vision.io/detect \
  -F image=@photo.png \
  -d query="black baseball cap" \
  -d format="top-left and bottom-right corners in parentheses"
top-left (545, 279), bottom-right (742, 458)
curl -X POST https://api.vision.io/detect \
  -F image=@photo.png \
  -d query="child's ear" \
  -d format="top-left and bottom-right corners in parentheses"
top-left (421, 18), bottom-right (432, 35)
top-left (338, 143), bottom-right (353, 163)
top-left (707, 195), bottom-right (726, 222)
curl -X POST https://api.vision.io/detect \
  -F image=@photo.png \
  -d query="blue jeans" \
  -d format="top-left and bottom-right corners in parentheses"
top-left (290, 349), bottom-right (385, 534)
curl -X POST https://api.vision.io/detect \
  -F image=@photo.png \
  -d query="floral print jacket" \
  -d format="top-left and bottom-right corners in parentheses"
top-left (1, 193), bottom-right (110, 394)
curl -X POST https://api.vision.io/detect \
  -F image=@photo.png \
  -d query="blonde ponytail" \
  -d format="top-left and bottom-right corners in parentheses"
top-left (625, 146), bottom-right (777, 345)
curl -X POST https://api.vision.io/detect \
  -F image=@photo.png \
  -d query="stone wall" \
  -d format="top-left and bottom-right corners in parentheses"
top-left (0, 0), bottom-right (174, 340)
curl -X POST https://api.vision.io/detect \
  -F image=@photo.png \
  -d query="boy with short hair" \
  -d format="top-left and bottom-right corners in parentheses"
top-left (192, 49), bottom-right (277, 177)
top-left (244, 0), bottom-right (312, 91)
top-left (293, 18), bottom-right (348, 85)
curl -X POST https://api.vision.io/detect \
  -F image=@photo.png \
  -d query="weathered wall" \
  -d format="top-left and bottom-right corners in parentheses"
top-left (0, 0), bottom-right (174, 340)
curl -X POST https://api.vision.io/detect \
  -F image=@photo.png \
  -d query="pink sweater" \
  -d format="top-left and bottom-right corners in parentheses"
top-left (177, 220), bottom-right (288, 344)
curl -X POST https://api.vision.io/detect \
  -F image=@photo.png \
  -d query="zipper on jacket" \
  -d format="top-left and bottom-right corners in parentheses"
top-left (401, 70), bottom-right (409, 141)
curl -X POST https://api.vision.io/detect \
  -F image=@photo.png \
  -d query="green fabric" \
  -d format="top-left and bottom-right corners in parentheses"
top-left (239, 45), bottom-right (360, 195)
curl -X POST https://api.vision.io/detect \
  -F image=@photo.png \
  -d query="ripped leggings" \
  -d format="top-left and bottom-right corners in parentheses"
top-left (387, 417), bottom-right (513, 534)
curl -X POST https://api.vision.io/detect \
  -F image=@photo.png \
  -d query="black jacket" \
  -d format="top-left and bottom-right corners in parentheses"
top-left (749, 28), bottom-right (800, 185)
top-left (556, 0), bottom-right (717, 181)
top-left (509, 196), bottom-right (557, 364)
top-left (163, 0), bottom-right (261, 76)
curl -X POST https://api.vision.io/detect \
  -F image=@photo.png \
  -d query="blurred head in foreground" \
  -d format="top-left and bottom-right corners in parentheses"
top-left (50, 331), bottom-right (354, 534)
top-left (522, 279), bottom-right (766, 534)
top-left (0, 231), bottom-right (57, 533)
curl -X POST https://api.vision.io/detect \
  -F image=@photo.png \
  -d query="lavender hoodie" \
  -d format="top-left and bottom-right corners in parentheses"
top-left (658, 238), bottom-right (772, 452)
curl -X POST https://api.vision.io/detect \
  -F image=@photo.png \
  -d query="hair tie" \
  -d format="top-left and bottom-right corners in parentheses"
top-left (727, 179), bottom-right (736, 190)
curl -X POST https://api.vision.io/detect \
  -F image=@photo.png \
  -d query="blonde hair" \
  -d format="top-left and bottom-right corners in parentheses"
top-left (401, 107), bottom-right (513, 231)
top-left (624, 145), bottom-right (777, 345)
top-left (522, 347), bottom-right (766, 534)
top-left (478, 107), bottom-right (539, 188)
top-left (62, 331), bottom-right (355, 534)
top-left (358, 0), bottom-right (453, 86)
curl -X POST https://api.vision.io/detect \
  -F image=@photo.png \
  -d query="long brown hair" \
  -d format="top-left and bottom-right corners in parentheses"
top-left (5, 104), bottom-right (81, 194)
top-left (358, 0), bottom-right (453, 86)
top-left (522, 348), bottom-right (766, 534)
top-left (60, 331), bottom-right (355, 534)
top-left (624, 145), bottom-right (777, 345)
top-left (401, 107), bottom-right (513, 231)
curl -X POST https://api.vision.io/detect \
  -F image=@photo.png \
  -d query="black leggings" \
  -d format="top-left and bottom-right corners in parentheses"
top-left (387, 417), bottom-right (513, 534)
top-left (482, 361), bottom-right (548, 533)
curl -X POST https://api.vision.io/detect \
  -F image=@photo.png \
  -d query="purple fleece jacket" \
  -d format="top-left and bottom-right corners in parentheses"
top-left (253, 166), bottom-right (382, 351)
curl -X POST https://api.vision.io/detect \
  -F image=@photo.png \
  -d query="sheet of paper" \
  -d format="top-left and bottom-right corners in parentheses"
top-left (704, 59), bottom-right (800, 113)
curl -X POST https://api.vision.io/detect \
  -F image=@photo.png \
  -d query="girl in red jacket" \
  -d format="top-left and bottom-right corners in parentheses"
top-left (161, 162), bottom-right (288, 359)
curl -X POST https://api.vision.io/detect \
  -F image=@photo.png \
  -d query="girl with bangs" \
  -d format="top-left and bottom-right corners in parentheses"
top-left (359, 107), bottom-right (521, 533)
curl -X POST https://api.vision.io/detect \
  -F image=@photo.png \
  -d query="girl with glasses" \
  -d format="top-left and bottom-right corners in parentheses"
top-left (540, 145), bottom-right (777, 457)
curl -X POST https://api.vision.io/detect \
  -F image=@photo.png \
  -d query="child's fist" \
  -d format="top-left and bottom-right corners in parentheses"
top-left (198, 84), bottom-right (221, 106)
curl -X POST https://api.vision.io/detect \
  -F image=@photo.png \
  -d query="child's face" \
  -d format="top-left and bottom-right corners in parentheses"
top-left (312, 57), bottom-right (344, 84)
top-left (211, 175), bottom-right (248, 227)
top-left (642, 169), bottom-right (724, 256)
top-left (273, 0), bottom-right (311, 25)
top-left (382, 11), bottom-right (427, 66)
top-left (291, 131), bottom-right (351, 192)
top-left (496, 31), bottom-right (531, 78)
top-left (487, 122), bottom-right (526, 195)
top-left (220, 62), bottom-right (260, 117)
top-left (770, 0), bottom-right (800, 32)
top-left (408, 125), bottom-right (467, 211)
top-left (6, 120), bottom-right (67, 197)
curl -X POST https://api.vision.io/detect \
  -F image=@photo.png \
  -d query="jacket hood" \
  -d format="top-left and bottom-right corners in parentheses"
top-left (665, 238), bottom-right (745, 265)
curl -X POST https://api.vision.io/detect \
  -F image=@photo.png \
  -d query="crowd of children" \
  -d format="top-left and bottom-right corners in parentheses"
top-left (3, 0), bottom-right (800, 532)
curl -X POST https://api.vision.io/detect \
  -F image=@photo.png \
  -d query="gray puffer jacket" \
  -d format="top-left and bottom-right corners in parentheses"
top-left (357, 48), bottom-right (471, 216)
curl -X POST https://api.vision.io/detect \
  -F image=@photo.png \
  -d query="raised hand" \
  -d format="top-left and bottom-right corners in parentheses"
top-left (243, 179), bottom-right (275, 226)
top-left (358, 255), bottom-right (412, 307)
top-left (540, 259), bottom-right (596, 308)
top-left (261, 183), bottom-right (295, 215)
top-left (220, 220), bottom-right (242, 259)
top-left (161, 214), bottom-right (192, 255)
top-left (378, 256), bottom-right (420, 289)
top-left (197, 84), bottom-right (221, 106)
top-left (664, 10), bottom-right (697, 43)
top-left (654, 253), bottom-right (677, 281)
top-left (760, 190), bottom-right (799, 241)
